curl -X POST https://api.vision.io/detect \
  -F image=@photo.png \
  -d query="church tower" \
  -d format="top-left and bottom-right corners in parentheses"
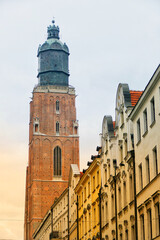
top-left (24, 20), bottom-right (79, 240)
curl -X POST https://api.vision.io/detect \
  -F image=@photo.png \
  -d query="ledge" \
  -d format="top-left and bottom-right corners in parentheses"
top-left (142, 130), bottom-right (148, 138)
top-left (136, 139), bottom-right (141, 146)
top-left (150, 120), bottom-right (156, 128)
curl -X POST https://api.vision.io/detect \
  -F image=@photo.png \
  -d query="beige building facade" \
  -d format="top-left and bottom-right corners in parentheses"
top-left (33, 188), bottom-right (69, 240)
top-left (100, 66), bottom-right (160, 239)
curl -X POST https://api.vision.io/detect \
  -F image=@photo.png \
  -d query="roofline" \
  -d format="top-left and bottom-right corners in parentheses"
top-left (75, 158), bottom-right (100, 192)
top-left (33, 210), bottom-right (51, 238)
top-left (129, 64), bottom-right (160, 120)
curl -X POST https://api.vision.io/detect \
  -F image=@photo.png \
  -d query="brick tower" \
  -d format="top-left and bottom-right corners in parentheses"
top-left (24, 20), bottom-right (79, 240)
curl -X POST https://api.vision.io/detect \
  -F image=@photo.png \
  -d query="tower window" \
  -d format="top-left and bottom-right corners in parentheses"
top-left (56, 100), bottom-right (59, 112)
top-left (56, 122), bottom-right (59, 135)
top-left (35, 123), bottom-right (39, 133)
top-left (54, 146), bottom-right (61, 176)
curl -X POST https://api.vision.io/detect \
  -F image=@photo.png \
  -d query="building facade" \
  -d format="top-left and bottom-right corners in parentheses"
top-left (75, 156), bottom-right (101, 240)
top-left (24, 20), bottom-right (79, 240)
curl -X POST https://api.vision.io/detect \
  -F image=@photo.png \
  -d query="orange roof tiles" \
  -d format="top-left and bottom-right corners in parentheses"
top-left (130, 90), bottom-right (143, 106)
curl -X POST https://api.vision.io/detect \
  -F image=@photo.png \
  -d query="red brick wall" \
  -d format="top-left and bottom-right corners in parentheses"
top-left (24, 90), bottom-right (79, 240)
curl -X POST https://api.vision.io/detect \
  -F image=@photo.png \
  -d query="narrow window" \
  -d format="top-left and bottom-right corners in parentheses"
top-left (94, 208), bottom-right (96, 227)
top-left (97, 171), bottom-right (99, 186)
top-left (35, 123), bottom-right (39, 133)
top-left (89, 211), bottom-right (91, 230)
top-left (131, 225), bottom-right (135, 240)
top-left (125, 229), bottom-right (128, 240)
top-left (143, 108), bottom-right (148, 133)
top-left (106, 202), bottom-right (108, 223)
top-left (54, 146), bottom-right (61, 176)
top-left (150, 97), bottom-right (155, 124)
top-left (139, 163), bottom-right (143, 190)
top-left (56, 100), bottom-right (59, 112)
top-left (153, 146), bottom-right (158, 176)
top-left (84, 187), bottom-right (86, 200)
top-left (112, 194), bottom-right (115, 217)
top-left (118, 187), bottom-right (122, 211)
top-left (123, 182), bottom-right (127, 206)
top-left (102, 206), bottom-right (104, 227)
top-left (147, 209), bottom-right (152, 240)
top-left (129, 174), bottom-right (134, 201)
top-left (155, 202), bottom-right (160, 236)
top-left (88, 181), bottom-right (90, 196)
top-left (85, 216), bottom-right (87, 234)
top-left (105, 168), bottom-right (107, 183)
top-left (146, 155), bottom-right (150, 184)
top-left (56, 121), bottom-right (59, 134)
top-left (120, 110), bottom-right (124, 126)
top-left (137, 118), bottom-right (141, 142)
top-left (93, 176), bottom-right (95, 191)
top-left (140, 214), bottom-right (145, 240)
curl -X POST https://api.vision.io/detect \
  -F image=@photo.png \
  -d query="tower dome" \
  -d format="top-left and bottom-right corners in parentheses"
top-left (37, 20), bottom-right (69, 86)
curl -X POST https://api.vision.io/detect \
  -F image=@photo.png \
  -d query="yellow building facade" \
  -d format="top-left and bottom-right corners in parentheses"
top-left (75, 157), bottom-right (101, 240)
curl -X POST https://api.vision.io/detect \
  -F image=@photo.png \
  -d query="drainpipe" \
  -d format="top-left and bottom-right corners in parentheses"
top-left (68, 187), bottom-right (70, 240)
top-left (51, 208), bottom-right (53, 233)
top-left (132, 150), bottom-right (138, 240)
top-left (76, 195), bottom-right (79, 240)
top-left (98, 185), bottom-right (102, 240)
top-left (113, 159), bottom-right (118, 240)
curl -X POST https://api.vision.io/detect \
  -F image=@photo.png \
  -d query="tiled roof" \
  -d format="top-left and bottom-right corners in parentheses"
top-left (80, 172), bottom-right (83, 178)
top-left (130, 90), bottom-right (143, 106)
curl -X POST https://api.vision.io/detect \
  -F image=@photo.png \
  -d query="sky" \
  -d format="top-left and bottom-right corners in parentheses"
top-left (0, 0), bottom-right (160, 239)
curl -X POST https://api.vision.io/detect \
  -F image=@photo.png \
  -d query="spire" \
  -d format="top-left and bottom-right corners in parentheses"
top-left (47, 19), bottom-right (60, 40)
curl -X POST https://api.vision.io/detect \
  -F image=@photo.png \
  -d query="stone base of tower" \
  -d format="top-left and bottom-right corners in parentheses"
top-left (25, 177), bottom-right (68, 240)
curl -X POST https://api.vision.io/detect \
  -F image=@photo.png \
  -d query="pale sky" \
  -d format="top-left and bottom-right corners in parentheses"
top-left (0, 0), bottom-right (160, 239)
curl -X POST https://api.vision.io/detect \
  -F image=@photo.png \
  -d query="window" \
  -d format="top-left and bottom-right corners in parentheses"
top-left (85, 216), bottom-right (87, 234)
top-left (150, 97), bottom-right (155, 124)
top-left (102, 206), bottom-right (104, 227)
top-left (35, 123), bottom-right (39, 133)
top-left (84, 187), bottom-right (86, 200)
top-left (94, 208), bottom-right (96, 227)
top-left (56, 100), bottom-right (59, 112)
top-left (88, 181), bottom-right (90, 196)
top-left (147, 209), bottom-right (152, 240)
top-left (146, 155), bottom-right (150, 184)
top-left (106, 202), bottom-right (108, 223)
top-left (111, 194), bottom-right (115, 217)
top-left (118, 187), bottom-right (122, 211)
top-left (93, 176), bottom-right (95, 191)
top-left (105, 169), bottom-right (107, 183)
top-left (139, 163), bottom-right (143, 190)
top-left (155, 202), bottom-right (160, 236)
top-left (56, 122), bottom-right (59, 134)
top-left (97, 171), bottom-right (99, 186)
top-left (129, 174), bottom-right (134, 201)
top-left (131, 225), bottom-right (135, 240)
top-left (123, 182), bottom-right (127, 206)
top-left (153, 146), bottom-right (158, 176)
top-left (143, 108), bottom-right (148, 134)
top-left (140, 214), bottom-right (145, 240)
top-left (137, 118), bottom-right (141, 142)
top-left (54, 146), bottom-right (61, 176)
top-left (125, 229), bottom-right (128, 240)
top-left (89, 211), bottom-right (91, 230)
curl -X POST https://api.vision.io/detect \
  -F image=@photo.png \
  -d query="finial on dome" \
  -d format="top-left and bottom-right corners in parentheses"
top-left (47, 19), bottom-right (59, 40)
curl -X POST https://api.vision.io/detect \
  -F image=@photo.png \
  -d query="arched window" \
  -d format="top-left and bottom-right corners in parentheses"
top-left (56, 122), bottom-right (59, 134)
top-left (54, 146), bottom-right (61, 176)
top-left (56, 100), bottom-right (59, 112)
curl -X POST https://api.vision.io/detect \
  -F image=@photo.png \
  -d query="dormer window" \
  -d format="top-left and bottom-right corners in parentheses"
top-left (56, 100), bottom-right (59, 113)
